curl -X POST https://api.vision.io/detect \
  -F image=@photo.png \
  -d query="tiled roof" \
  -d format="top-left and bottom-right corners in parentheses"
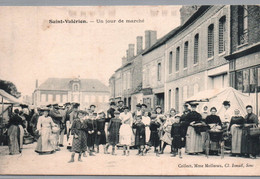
top-left (37, 78), bottom-right (109, 92)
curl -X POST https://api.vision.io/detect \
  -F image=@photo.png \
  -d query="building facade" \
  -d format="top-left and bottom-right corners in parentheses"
top-left (164, 5), bottom-right (231, 113)
top-left (225, 5), bottom-right (260, 115)
top-left (33, 78), bottom-right (110, 110)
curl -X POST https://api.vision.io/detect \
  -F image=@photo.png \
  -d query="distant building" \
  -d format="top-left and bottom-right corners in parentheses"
top-left (225, 5), bottom-right (260, 115)
top-left (33, 77), bottom-right (110, 110)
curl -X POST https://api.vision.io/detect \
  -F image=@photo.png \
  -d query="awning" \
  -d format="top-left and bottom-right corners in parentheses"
top-left (0, 89), bottom-right (21, 104)
top-left (185, 88), bottom-right (225, 103)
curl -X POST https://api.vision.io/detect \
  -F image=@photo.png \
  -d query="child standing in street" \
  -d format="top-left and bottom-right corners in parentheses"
top-left (95, 111), bottom-right (107, 154)
top-left (86, 113), bottom-right (97, 156)
top-left (68, 110), bottom-right (88, 163)
top-left (171, 115), bottom-right (185, 158)
top-left (148, 114), bottom-right (160, 156)
top-left (105, 111), bottom-right (121, 155)
top-left (132, 115), bottom-right (146, 156)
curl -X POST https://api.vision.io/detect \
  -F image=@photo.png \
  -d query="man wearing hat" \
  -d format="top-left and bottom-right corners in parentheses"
top-left (58, 104), bottom-right (67, 147)
top-left (107, 102), bottom-right (116, 123)
top-left (89, 104), bottom-right (96, 115)
top-left (49, 103), bottom-right (63, 151)
top-left (117, 100), bottom-right (124, 113)
top-left (67, 103), bottom-right (80, 148)
top-left (133, 103), bottom-right (142, 119)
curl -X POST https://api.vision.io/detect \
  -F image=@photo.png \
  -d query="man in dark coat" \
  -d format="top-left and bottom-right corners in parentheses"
top-left (107, 102), bottom-right (116, 123)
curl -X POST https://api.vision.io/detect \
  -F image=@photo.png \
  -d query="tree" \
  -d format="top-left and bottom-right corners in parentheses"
top-left (0, 80), bottom-right (21, 98)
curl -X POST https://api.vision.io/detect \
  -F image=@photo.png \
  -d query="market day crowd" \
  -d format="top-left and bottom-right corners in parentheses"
top-left (5, 100), bottom-right (260, 163)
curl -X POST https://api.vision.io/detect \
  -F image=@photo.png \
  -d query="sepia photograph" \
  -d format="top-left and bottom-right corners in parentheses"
top-left (0, 4), bottom-right (260, 176)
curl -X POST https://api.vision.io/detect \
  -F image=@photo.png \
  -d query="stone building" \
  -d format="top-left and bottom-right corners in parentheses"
top-left (33, 77), bottom-right (110, 110)
top-left (164, 5), bottom-right (231, 112)
top-left (225, 5), bottom-right (260, 115)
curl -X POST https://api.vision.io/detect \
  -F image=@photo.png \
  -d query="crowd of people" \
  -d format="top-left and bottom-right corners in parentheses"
top-left (5, 99), bottom-right (260, 162)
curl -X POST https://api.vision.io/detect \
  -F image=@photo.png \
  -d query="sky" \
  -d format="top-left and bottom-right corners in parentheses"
top-left (0, 6), bottom-right (181, 97)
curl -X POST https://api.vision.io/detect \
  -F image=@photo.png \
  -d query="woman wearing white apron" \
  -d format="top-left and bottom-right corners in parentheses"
top-left (119, 106), bottom-right (133, 156)
top-left (142, 111), bottom-right (151, 153)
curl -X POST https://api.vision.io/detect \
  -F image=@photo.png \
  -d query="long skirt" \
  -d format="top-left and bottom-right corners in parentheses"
top-left (148, 131), bottom-right (160, 147)
top-left (87, 133), bottom-right (96, 147)
top-left (35, 127), bottom-right (55, 153)
top-left (161, 131), bottom-right (172, 145)
top-left (145, 127), bottom-right (150, 144)
top-left (108, 132), bottom-right (119, 145)
top-left (119, 124), bottom-right (132, 145)
top-left (95, 130), bottom-right (106, 145)
top-left (186, 126), bottom-right (203, 153)
top-left (241, 127), bottom-right (259, 156)
top-left (230, 125), bottom-right (243, 154)
top-left (8, 125), bottom-right (23, 155)
top-left (72, 131), bottom-right (88, 153)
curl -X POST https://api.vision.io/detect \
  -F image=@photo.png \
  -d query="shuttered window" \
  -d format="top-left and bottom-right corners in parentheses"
top-left (176, 47), bottom-right (180, 71)
top-left (184, 41), bottom-right (188, 68)
top-left (219, 16), bottom-right (226, 54)
top-left (208, 24), bottom-right (214, 58)
top-left (194, 34), bottom-right (199, 64)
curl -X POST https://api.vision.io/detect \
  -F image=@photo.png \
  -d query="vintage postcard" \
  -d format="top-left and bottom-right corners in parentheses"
top-left (0, 5), bottom-right (260, 176)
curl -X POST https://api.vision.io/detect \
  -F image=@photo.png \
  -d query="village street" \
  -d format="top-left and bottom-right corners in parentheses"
top-left (1, 142), bottom-right (260, 176)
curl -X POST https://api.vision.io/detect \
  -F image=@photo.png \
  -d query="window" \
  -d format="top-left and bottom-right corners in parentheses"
top-left (157, 63), bottom-right (161, 81)
top-left (41, 94), bottom-right (46, 102)
top-left (176, 47), bottom-right (180, 71)
top-left (238, 5), bottom-right (248, 45)
top-left (127, 72), bottom-right (131, 89)
top-left (62, 95), bottom-right (67, 103)
top-left (236, 70), bottom-right (243, 92)
top-left (175, 88), bottom-right (179, 112)
top-left (243, 69), bottom-right (250, 93)
top-left (73, 84), bottom-right (79, 91)
top-left (168, 89), bottom-right (171, 109)
top-left (169, 52), bottom-right (173, 74)
top-left (184, 41), bottom-right (188, 68)
top-left (56, 95), bottom-right (61, 103)
top-left (208, 24), bottom-right (214, 58)
top-left (47, 94), bottom-right (52, 102)
top-left (194, 34), bottom-right (199, 64)
top-left (219, 16), bottom-right (226, 53)
top-left (235, 68), bottom-right (259, 93)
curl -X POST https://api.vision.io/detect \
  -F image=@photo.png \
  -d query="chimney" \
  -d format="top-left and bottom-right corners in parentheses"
top-left (35, 79), bottom-right (38, 89)
top-left (122, 56), bottom-right (127, 65)
top-left (180, 5), bottom-right (200, 25)
top-left (145, 30), bottom-right (157, 49)
top-left (128, 44), bottom-right (135, 59)
top-left (136, 36), bottom-right (143, 54)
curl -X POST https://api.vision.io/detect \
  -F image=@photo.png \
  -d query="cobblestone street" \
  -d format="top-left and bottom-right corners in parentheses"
top-left (1, 142), bottom-right (260, 176)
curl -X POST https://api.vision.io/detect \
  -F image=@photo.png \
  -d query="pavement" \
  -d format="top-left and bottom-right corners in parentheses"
top-left (1, 141), bottom-right (260, 176)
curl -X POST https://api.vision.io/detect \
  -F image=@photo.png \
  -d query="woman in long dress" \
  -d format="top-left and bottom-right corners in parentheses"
top-left (95, 111), bottom-right (107, 154)
top-left (228, 109), bottom-right (245, 156)
top-left (185, 102), bottom-right (205, 155)
top-left (142, 111), bottom-right (151, 153)
top-left (7, 109), bottom-right (26, 155)
top-left (35, 108), bottom-right (56, 154)
top-left (68, 110), bottom-right (88, 163)
top-left (119, 106), bottom-right (133, 156)
top-left (205, 107), bottom-right (222, 155)
top-left (241, 105), bottom-right (259, 158)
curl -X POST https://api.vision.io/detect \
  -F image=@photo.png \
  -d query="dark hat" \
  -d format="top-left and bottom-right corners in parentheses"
top-left (175, 115), bottom-right (181, 118)
top-left (90, 104), bottom-right (96, 108)
top-left (20, 104), bottom-right (28, 108)
top-left (150, 114), bottom-right (157, 119)
top-left (64, 102), bottom-right (71, 106)
top-left (136, 115), bottom-right (142, 118)
top-left (141, 104), bottom-right (147, 108)
top-left (53, 103), bottom-right (59, 108)
top-left (118, 100), bottom-right (123, 103)
top-left (93, 112), bottom-right (97, 116)
top-left (189, 102), bottom-right (199, 107)
top-left (73, 103), bottom-right (80, 108)
top-left (136, 103), bottom-right (142, 108)
top-left (114, 110), bottom-right (120, 115)
top-left (110, 102), bottom-right (116, 106)
top-left (222, 101), bottom-right (230, 106)
top-left (123, 106), bottom-right (129, 110)
top-left (46, 104), bottom-right (52, 108)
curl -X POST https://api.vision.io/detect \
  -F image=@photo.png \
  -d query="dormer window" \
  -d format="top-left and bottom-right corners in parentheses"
top-left (73, 83), bottom-right (79, 91)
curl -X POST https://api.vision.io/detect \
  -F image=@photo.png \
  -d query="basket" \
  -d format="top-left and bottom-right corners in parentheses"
top-left (249, 126), bottom-right (260, 137)
top-left (209, 130), bottom-right (223, 142)
top-left (52, 126), bottom-right (60, 133)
